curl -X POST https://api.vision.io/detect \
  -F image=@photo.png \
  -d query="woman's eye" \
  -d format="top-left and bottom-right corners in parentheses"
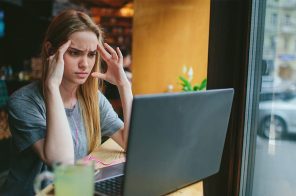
top-left (68, 51), bottom-right (79, 56)
top-left (88, 53), bottom-right (96, 58)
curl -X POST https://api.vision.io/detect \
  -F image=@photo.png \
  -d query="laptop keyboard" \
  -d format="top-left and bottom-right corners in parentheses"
top-left (94, 175), bottom-right (124, 196)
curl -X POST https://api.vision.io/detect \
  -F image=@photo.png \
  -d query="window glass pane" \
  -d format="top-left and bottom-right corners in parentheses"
top-left (252, 0), bottom-right (296, 195)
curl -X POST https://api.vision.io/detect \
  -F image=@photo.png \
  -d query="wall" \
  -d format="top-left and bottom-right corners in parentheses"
top-left (132, 0), bottom-right (210, 94)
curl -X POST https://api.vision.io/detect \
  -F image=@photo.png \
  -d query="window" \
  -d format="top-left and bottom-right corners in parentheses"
top-left (271, 13), bottom-right (278, 25)
top-left (241, 0), bottom-right (296, 196)
top-left (284, 14), bottom-right (291, 25)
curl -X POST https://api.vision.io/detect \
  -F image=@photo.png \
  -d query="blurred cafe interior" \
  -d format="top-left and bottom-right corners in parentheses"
top-left (1, 0), bottom-right (295, 196)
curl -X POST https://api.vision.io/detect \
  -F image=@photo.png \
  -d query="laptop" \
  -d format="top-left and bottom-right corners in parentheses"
top-left (94, 88), bottom-right (234, 196)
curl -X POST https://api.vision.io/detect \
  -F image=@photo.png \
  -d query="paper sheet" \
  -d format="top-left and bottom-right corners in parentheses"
top-left (83, 139), bottom-right (126, 170)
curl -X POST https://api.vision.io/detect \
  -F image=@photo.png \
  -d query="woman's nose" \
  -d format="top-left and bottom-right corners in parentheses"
top-left (78, 56), bottom-right (88, 69)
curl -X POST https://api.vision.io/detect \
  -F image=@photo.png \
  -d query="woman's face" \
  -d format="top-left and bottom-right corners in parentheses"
top-left (63, 31), bottom-right (99, 85)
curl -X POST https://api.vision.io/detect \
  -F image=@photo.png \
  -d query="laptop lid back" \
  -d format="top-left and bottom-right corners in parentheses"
top-left (123, 89), bottom-right (234, 196)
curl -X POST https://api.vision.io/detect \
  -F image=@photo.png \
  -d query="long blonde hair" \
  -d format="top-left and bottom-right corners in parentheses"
top-left (41, 9), bottom-right (103, 153)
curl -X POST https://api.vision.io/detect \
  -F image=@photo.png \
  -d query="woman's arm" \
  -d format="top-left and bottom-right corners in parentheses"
top-left (92, 43), bottom-right (133, 149)
top-left (33, 40), bottom-right (74, 165)
top-left (110, 81), bottom-right (133, 149)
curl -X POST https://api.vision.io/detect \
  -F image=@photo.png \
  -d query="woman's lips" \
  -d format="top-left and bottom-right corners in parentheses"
top-left (75, 72), bottom-right (88, 78)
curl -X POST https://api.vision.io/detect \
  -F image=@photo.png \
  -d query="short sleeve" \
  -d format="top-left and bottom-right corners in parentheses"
top-left (8, 96), bottom-right (46, 152)
top-left (99, 92), bottom-right (124, 137)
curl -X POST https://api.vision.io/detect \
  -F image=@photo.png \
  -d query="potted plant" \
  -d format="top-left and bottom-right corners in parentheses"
top-left (178, 66), bottom-right (207, 92)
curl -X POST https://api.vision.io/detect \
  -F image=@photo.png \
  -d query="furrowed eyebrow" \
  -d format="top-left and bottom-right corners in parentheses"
top-left (89, 50), bottom-right (97, 54)
top-left (68, 47), bottom-right (83, 52)
top-left (68, 47), bottom-right (96, 54)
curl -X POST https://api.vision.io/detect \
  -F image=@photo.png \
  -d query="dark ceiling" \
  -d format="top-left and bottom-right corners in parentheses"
top-left (0, 0), bottom-right (133, 9)
top-left (71, 0), bottom-right (132, 9)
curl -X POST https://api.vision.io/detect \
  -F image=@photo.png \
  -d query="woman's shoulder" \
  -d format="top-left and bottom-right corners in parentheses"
top-left (98, 90), bottom-right (109, 105)
top-left (9, 81), bottom-right (43, 104)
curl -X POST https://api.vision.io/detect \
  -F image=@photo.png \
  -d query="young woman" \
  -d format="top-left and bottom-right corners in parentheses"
top-left (0, 9), bottom-right (132, 195)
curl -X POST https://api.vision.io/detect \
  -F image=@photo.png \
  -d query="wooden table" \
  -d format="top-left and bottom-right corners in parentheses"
top-left (38, 139), bottom-right (203, 196)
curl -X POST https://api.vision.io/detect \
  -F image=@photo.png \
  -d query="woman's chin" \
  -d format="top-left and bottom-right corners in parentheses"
top-left (73, 78), bottom-right (88, 85)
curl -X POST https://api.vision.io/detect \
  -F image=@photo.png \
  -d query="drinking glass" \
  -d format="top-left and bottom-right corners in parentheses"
top-left (34, 162), bottom-right (94, 196)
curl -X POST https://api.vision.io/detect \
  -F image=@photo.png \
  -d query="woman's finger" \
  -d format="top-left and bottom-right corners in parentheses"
top-left (57, 40), bottom-right (71, 61)
top-left (48, 54), bottom-right (55, 62)
top-left (91, 72), bottom-right (106, 80)
top-left (116, 47), bottom-right (123, 64)
top-left (103, 43), bottom-right (118, 60)
top-left (97, 44), bottom-right (111, 61)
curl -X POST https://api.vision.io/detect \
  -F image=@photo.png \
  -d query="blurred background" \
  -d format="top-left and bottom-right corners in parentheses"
top-left (0, 0), bottom-right (133, 83)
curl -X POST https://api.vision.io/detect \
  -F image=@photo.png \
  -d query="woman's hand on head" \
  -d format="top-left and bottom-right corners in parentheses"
top-left (45, 40), bottom-right (71, 89)
top-left (92, 43), bottom-right (129, 87)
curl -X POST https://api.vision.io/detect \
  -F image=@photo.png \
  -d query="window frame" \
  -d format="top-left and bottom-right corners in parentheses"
top-left (239, 0), bottom-right (267, 195)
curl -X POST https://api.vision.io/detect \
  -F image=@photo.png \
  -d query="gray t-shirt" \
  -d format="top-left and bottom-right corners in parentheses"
top-left (0, 81), bottom-right (123, 196)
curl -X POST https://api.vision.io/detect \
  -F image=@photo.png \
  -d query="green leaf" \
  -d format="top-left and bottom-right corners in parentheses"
top-left (193, 85), bottom-right (199, 91)
top-left (179, 76), bottom-right (190, 86)
top-left (189, 85), bottom-right (194, 91)
top-left (183, 86), bottom-right (189, 91)
top-left (199, 78), bottom-right (207, 90)
top-left (179, 76), bottom-right (193, 91)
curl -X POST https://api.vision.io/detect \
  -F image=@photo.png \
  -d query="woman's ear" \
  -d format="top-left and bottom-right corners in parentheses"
top-left (45, 41), bottom-right (54, 56)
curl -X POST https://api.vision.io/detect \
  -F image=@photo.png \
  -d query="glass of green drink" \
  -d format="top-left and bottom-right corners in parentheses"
top-left (34, 162), bottom-right (94, 196)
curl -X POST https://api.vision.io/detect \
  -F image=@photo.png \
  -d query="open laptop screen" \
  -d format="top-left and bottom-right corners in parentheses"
top-left (94, 89), bottom-right (234, 196)
top-left (123, 88), bottom-right (234, 195)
